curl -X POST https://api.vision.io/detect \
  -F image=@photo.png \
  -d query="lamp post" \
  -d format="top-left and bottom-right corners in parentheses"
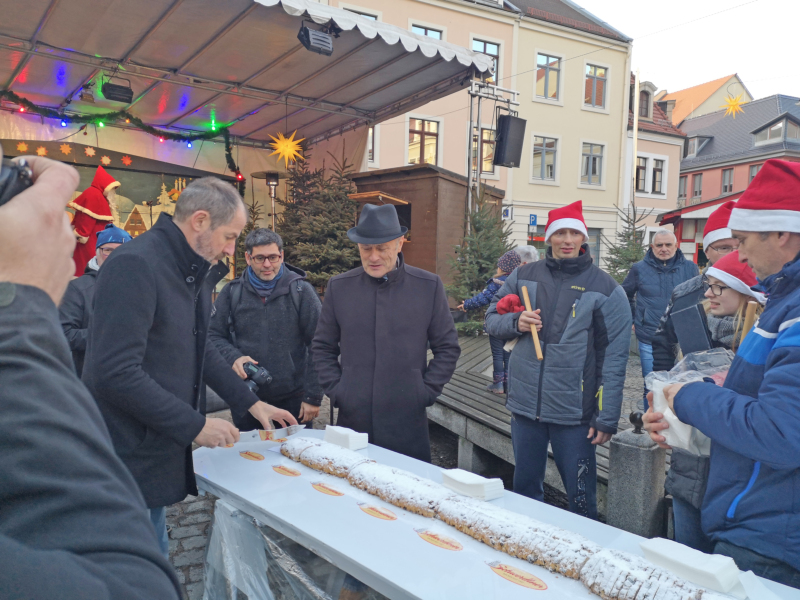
top-left (252, 171), bottom-right (286, 231)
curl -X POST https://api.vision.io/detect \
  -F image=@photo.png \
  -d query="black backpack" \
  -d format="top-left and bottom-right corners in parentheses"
top-left (227, 278), bottom-right (303, 347)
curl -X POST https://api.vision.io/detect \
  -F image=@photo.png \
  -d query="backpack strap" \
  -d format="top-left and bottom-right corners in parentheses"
top-left (227, 279), bottom-right (243, 347)
top-left (289, 280), bottom-right (304, 317)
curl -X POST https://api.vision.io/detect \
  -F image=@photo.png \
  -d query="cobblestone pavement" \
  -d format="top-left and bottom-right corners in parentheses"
top-left (170, 353), bottom-right (647, 599)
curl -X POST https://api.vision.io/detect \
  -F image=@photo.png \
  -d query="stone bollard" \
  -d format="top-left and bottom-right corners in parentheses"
top-left (606, 412), bottom-right (667, 539)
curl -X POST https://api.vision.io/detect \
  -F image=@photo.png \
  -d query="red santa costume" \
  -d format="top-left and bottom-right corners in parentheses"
top-left (70, 166), bottom-right (119, 276)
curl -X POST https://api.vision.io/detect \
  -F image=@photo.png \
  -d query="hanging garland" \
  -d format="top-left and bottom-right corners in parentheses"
top-left (0, 89), bottom-right (244, 184)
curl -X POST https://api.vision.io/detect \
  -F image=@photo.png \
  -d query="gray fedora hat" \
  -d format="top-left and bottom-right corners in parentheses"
top-left (347, 203), bottom-right (408, 244)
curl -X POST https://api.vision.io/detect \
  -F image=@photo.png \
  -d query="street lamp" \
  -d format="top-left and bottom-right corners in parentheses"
top-left (252, 171), bottom-right (286, 231)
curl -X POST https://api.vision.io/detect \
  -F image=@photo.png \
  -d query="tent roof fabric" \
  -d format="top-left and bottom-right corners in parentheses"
top-left (0, 0), bottom-right (493, 145)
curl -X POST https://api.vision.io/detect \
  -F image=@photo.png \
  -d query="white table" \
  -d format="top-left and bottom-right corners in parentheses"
top-left (194, 430), bottom-right (799, 600)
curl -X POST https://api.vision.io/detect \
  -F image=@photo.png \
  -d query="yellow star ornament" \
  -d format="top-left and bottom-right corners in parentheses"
top-left (721, 94), bottom-right (745, 119)
top-left (268, 130), bottom-right (304, 168)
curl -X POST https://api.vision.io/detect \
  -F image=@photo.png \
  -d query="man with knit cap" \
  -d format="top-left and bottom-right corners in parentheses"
top-left (60, 223), bottom-right (131, 377)
top-left (486, 201), bottom-right (631, 519)
top-left (651, 201), bottom-right (739, 372)
top-left (651, 159), bottom-right (800, 588)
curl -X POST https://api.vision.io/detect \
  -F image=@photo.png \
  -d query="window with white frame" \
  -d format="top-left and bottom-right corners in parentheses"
top-left (749, 164), bottom-right (762, 182)
top-left (472, 128), bottom-right (496, 176)
top-left (678, 175), bottom-right (687, 200)
top-left (581, 143), bottom-right (603, 185)
top-left (789, 120), bottom-right (800, 139)
top-left (635, 157), bottom-right (647, 192)
top-left (584, 64), bottom-right (607, 108)
top-left (639, 91), bottom-right (650, 118)
top-left (692, 174), bottom-right (703, 199)
top-left (536, 53), bottom-right (560, 100)
top-left (408, 118), bottom-right (438, 165)
top-left (652, 159), bottom-right (664, 194)
top-left (532, 136), bottom-right (557, 180)
top-left (473, 39), bottom-right (499, 82)
top-left (755, 119), bottom-right (800, 145)
top-left (412, 25), bottom-right (441, 39)
top-left (367, 126), bottom-right (375, 163)
top-left (722, 168), bottom-right (733, 194)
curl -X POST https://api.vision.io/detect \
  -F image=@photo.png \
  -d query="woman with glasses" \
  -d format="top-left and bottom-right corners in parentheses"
top-left (648, 250), bottom-right (765, 552)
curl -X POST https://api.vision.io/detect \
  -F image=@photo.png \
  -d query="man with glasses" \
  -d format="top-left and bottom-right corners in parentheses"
top-left (60, 223), bottom-right (131, 377)
top-left (210, 228), bottom-right (323, 427)
top-left (651, 201), bottom-right (739, 372)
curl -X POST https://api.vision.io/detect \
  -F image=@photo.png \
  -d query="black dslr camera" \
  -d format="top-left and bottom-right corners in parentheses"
top-left (0, 157), bottom-right (34, 208)
top-left (243, 361), bottom-right (272, 393)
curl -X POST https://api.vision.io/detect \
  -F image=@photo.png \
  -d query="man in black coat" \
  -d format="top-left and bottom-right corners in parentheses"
top-left (209, 228), bottom-right (323, 428)
top-left (82, 178), bottom-right (296, 557)
top-left (312, 204), bottom-right (460, 462)
top-left (0, 153), bottom-right (180, 599)
top-left (59, 223), bottom-right (131, 376)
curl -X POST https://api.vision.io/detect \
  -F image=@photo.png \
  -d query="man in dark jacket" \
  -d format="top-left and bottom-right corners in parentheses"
top-left (83, 178), bottom-right (296, 557)
top-left (312, 203), bottom-right (460, 462)
top-left (486, 201), bottom-right (631, 519)
top-left (650, 160), bottom-right (800, 588)
top-left (210, 228), bottom-right (322, 427)
top-left (0, 153), bottom-right (180, 599)
top-left (59, 222), bottom-right (131, 376)
top-left (622, 229), bottom-right (698, 408)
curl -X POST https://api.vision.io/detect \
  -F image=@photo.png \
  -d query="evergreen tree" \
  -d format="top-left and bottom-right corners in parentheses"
top-left (447, 186), bottom-right (512, 334)
top-left (234, 194), bottom-right (264, 277)
top-left (277, 153), bottom-right (324, 266)
top-left (603, 198), bottom-right (653, 283)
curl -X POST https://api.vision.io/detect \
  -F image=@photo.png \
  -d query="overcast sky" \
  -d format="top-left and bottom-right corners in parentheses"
top-left (573, 0), bottom-right (797, 100)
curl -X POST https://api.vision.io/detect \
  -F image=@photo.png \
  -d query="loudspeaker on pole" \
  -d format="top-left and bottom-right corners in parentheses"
top-left (492, 114), bottom-right (527, 168)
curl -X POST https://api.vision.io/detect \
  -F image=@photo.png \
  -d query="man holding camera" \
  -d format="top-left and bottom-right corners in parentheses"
top-left (82, 178), bottom-right (296, 557)
top-left (210, 228), bottom-right (323, 428)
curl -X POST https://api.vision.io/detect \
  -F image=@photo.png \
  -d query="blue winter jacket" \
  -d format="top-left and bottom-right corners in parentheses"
top-left (463, 275), bottom-right (507, 311)
top-left (674, 253), bottom-right (800, 570)
top-left (622, 249), bottom-right (699, 344)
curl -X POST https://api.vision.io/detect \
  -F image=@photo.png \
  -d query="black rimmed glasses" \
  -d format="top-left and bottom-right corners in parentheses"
top-left (248, 252), bottom-right (282, 265)
top-left (702, 276), bottom-right (731, 297)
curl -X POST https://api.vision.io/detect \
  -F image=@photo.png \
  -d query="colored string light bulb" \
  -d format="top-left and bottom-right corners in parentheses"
top-left (98, 121), bottom-right (104, 127)
top-left (61, 120), bottom-right (67, 127)
top-left (19, 107), bottom-right (25, 112)
top-left (187, 141), bottom-right (192, 148)
top-left (159, 137), bottom-right (164, 142)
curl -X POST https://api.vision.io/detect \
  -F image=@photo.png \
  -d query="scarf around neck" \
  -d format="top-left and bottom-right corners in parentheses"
top-left (706, 313), bottom-right (736, 349)
top-left (247, 263), bottom-right (284, 298)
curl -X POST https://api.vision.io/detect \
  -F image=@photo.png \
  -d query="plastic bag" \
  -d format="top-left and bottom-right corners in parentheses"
top-left (645, 348), bottom-right (734, 456)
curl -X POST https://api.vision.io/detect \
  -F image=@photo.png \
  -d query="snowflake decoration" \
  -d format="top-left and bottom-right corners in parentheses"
top-left (36, 146), bottom-right (47, 157)
top-left (720, 94), bottom-right (745, 119)
top-left (60, 144), bottom-right (72, 155)
top-left (121, 155), bottom-right (132, 167)
top-left (268, 130), bottom-right (304, 168)
top-left (84, 147), bottom-right (96, 157)
top-left (100, 155), bottom-right (111, 166)
top-left (16, 142), bottom-right (28, 153)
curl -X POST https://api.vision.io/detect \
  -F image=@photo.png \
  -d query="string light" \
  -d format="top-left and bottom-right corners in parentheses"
top-left (98, 121), bottom-right (104, 127)
top-left (61, 120), bottom-right (67, 127)
top-left (19, 107), bottom-right (25, 112)
top-left (159, 136), bottom-right (164, 142)
top-left (236, 172), bottom-right (243, 181)
top-left (187, 141), bottom-right (192, 148)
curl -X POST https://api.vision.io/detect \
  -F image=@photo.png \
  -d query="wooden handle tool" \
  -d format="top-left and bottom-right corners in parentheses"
top-left (739, 300), bottom-right (758, 346)
top-left (521, 286), bottom-right (543, 361)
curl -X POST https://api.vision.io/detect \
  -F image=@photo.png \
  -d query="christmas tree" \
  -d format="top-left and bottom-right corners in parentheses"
top-left (447, 186), bottom-right (512, 335)
top-left (603, 198), bottom-right (652, 283)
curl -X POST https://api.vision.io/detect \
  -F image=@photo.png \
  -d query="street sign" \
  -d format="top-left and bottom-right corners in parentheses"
top-left (529, 214), bottom-right (537, 226)
top-left (502, 206), bottom-right (514, 220)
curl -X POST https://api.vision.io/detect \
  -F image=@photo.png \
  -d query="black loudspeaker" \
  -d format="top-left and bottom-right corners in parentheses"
top-left (492, 114), bottom-right (527, 168)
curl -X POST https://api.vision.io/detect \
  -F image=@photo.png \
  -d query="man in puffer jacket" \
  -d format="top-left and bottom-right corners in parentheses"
top-left (486, 201), bottom-right (631, 519)
top-left (654, 160), bottom-right (800, 588)
top-left (622, 230), bottom-right (698, 408)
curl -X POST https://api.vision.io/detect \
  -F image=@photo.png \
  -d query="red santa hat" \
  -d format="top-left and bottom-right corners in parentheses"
top-left (706, 251), bottom-right (766, 304)
top-left (728, 159), bottom-right (800, 233)
top-left (544, 200), bottom-right (588, 243)
top-left (91, 165), bottom-right (120, 195)
top-left (702, 201), bottom-right (736, 249)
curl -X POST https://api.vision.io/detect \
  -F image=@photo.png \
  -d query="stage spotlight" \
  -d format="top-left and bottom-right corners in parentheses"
top-left (297, 24), bottom-right (333, 56)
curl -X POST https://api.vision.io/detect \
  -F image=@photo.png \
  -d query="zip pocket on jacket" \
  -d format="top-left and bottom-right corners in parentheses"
top-left (726, 461), bottom-right (761, 519)
top-left (572, 300), bottom-right (577, 318)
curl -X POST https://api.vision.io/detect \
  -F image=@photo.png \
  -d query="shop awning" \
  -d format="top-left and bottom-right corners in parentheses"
top-left (0, 0), bottom-right (493, 145)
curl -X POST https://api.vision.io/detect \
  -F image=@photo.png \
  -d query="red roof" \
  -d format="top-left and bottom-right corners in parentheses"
top-left (658, 191), bottom-right (744, 226)
top-left (629, 76), bottom-right (686, 138)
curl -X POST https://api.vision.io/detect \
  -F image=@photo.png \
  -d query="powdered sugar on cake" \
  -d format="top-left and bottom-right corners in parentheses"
top-left (348, 462), bottom-right (455, 517)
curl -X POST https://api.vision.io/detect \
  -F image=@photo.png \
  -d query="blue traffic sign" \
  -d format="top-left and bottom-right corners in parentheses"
top-left (529, 214), bottom-right (537, 226)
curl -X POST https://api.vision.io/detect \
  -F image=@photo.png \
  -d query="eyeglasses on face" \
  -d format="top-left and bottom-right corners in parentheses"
top-left (702, 276), bottom-right (731, 297)
top-left (98, 247), bottom-right (116, 256)
top-left (707, 244), bottom-right (738, 254)
top-left (248, 252), bottom-right (282, 265)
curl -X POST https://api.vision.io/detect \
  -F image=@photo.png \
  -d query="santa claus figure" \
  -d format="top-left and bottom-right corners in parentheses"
top-left (69, 166), bottom-right (120, 276)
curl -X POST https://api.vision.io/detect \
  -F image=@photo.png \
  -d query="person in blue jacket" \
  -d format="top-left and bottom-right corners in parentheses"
top-left (647, 159), bottom-right (800, 589)
top-left (458, 249), bottom-right (523, 393)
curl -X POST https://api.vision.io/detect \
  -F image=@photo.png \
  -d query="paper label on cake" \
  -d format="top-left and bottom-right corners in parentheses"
top-left (258, 430), bottom-right (288, 442)
top-left (225, 443), bottom-right (235, 448)
top-left (272, 464), bottom-right (301, 477)
top-left (312, 482), bottom-right (344, 496)
top-left (239, 450), bottom-right (264, 461)
top-left (415, 529), bottom-right (462, 551)
top-left (487, 562), bottom-right (547, 590)
top-left (358, 503), bottom-right (397, 520)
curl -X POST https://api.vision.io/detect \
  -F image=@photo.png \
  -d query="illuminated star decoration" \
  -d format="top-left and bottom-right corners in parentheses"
top-left (121, 155), bottom-right (132, 166)
top-left (16, 142), bottom-right (28, 152)
top-left (36, 146), bottom-right (47, 157)
top-left (60, 144), bottom-right (72, 155)
top-left (85, 147), bottom-right (96, 157)
top-left (721, 94), bottom-right (745, 119)
top-left (268, 130), bottom-right (304, 168)
top-left (100, 155), bottom-right (111, 166)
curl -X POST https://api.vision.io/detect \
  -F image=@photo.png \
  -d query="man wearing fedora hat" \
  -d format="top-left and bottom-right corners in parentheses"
top-left (312, 203), bottom-right (460, 462)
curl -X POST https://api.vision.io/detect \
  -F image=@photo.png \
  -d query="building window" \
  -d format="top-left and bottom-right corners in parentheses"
top-left (788, 120), bottom-right (800, 139)
top-left (722, 168), bottom-right (733, 194)
top-left (473, 39), bottom-right (499, 82)
top-left (412, 25), bottom-right (441, 39)
top-left (581, 143), bottom-right (603, 185)
top-left (584, 65), bottom-right (607, 108)
top-left (408, 118), bottom-right (438, 165)
top-left (749, 164), bottom-right (762, 183)
top-left (692, 174), bottom-right (703, 199)
top-left (678, 175), bottom-right (687, 200)
top-left (344, 9), bottom-right (377, 19)
top-left (536, 53), bottom-right (560, 100)
top-left (635, 157), bottom-right (647, 192)
top-left (686, 138), bottom-right (698, 157)
top-left (532, 136), bottom-right (557, 180)
top-left (472, 128), bottom-right (496, 176)
top-left (652, 159), bottom-right (664, 194)
top-left (367, 126), bottom-right (375, 163)
top-left (639, 91), bottom-right (650, 117)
